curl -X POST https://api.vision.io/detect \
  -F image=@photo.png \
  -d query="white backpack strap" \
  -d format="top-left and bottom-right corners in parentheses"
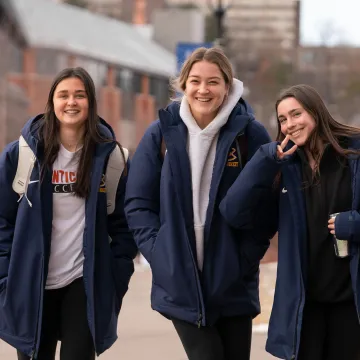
top-left (106, 145), bottom-right (129, 215)
top-left (12, 136), bottom-right (36, 197)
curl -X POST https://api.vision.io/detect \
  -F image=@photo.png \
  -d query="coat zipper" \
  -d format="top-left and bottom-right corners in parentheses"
top-left (186, 237), bottom-right (204, 327)
top-left (351, 159), bottom-right (360, 324)
top-left (291, 278), bottom-right (303, 359)
top-left (200, 130), bottom-right (246, 328)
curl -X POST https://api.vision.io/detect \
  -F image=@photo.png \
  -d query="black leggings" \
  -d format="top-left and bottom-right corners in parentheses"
top-left (17, 277), bottom-right (95, 360)
top-left (172, 315), bottom-right (252, 360)
top-left (298, 300), bottom-right (360, 360)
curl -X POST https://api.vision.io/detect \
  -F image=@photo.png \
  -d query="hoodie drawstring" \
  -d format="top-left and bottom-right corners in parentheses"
top-left (17, 192), bottom-right (33, 208)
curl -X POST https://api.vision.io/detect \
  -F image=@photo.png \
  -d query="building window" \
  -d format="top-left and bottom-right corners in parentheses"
top-left (116, 68), bottom-right (135, 121)
top-left (74, 57), bottom-right (107, 88)
top-left (150, 76), bottom-right (169, 110)
top-left (36, 49), bottom-right (60, 75)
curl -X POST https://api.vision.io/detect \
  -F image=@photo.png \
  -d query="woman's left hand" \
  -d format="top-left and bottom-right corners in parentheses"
top-left (328, 218), bottom-right (335, 235)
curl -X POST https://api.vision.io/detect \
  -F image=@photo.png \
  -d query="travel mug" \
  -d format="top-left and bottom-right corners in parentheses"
top-left (329, 213), bottom-right (349, 258)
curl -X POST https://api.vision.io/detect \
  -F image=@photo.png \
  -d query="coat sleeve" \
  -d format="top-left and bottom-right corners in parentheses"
top-left (124, 122), bottom-right (162, 264)
top-left (335, 211), bottom-right (360, 242)
top-left (107, 159), bottom-right (138, 301)
top-left (219, 141), bottom-right (281, 236)
top-left (0, 142), bottom-right (20, 289)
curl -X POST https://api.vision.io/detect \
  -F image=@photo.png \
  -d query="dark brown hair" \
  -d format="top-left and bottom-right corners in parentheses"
top-left (276, 84), bottom-right (360, 168)
top-left (39, 67), bottom-right (124, 198)
top-left (171, 47), bottom-right (234, 95)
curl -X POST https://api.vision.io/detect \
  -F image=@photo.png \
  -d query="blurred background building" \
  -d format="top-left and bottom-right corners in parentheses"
top-left (2, 0), bottom-right (360, 266)
top-left (0, 0), bottom-right (174, 153)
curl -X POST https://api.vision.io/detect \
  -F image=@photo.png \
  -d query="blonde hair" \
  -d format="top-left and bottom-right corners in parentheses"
top-left (171, 47), bottom-right (234, 96)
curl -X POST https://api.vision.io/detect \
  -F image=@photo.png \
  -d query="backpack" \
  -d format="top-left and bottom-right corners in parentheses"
top-left (12, 136), bottom-right (128, 215)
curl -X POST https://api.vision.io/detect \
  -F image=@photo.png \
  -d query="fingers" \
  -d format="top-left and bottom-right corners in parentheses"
top-left (328, 218), bottom-right (335, 234)
top-left (284, 144), bottom-right (298, 156)
top-left (280, 134), bottom-right (291, 150)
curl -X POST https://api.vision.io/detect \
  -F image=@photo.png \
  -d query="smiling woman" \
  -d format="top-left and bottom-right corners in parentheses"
top-left (219, 84), bottom-right (360, 360)
top-left (125, 46), bottom-right (272, 360)
top-left (0, 66), bottom-right (137, 360)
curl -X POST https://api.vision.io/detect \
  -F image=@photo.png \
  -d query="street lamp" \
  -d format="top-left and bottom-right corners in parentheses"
top-left (207, 0), bottom-right (232, 43)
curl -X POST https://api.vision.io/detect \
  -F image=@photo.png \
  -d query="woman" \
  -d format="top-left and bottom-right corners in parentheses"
top-left (0, 67), bottom-right (137, 359)
top-left (220, 84), bottom-right (360, 360)
top-left (124, 47), bottom-right (271, 360)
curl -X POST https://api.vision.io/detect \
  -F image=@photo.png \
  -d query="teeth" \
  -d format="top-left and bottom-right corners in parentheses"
top-left (291, 130), bottom-right (301, 137)
top-left (197, 98), bottom-right (211, 102)
top-left (65, 110), bottom-right (79, 114)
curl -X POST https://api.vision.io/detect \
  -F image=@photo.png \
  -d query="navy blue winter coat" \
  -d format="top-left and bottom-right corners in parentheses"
top-left (124, 101), bottom-right (271, 326)
top-left (0, 115), bottom-right (137, 357)
top-left (220, 139), bottom-right (360, 360)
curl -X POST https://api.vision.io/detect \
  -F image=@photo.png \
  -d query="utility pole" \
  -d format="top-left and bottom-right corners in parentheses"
top-left (208, 0), bottom-right (231, 44)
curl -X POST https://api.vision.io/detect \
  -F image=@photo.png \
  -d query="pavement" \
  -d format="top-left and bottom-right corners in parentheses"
top-left (0, 262), bottom-right (279, 359)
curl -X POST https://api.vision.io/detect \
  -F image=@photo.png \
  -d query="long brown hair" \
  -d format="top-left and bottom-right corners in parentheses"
top-left (276, 84), bottom-right (360, 168)
top-left (38, 67), bottom-right (124, 198)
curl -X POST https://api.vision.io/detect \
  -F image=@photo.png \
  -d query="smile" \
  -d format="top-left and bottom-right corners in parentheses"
top-left (195, 98), bottom-right (211, 103)
top-left (289, 129), bottom-right (302, 137)
top-left (64, 110), bottom-right (80, 114)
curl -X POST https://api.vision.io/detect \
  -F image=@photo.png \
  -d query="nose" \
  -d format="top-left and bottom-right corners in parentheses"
top-left (286, 117), bottom-right (296, 130)
top-left (67, 96), bottom-right (77, 106)
top-left (198, 82), bottom-right (209, 94)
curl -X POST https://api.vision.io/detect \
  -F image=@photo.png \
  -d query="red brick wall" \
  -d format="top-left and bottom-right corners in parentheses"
top-left (98, 86), bottom-right (122, 139)
top-left (134, 93), bottom-right (156, 145)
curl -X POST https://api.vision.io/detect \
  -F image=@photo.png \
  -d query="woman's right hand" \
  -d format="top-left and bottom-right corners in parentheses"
top-left (276, 135), bottom-right (298, 160)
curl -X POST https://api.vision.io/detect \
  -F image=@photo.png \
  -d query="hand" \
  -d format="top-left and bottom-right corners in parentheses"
top-left (276, 135), bottom-right (298, 160)
top-left (328, 217), bottom-right (335, 235)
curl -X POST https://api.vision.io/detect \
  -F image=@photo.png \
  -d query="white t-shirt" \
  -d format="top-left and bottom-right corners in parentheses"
top-left (46, 144), bottom-right (85, 289)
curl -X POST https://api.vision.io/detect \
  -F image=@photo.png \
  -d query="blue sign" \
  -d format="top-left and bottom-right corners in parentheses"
top-left (176, 42), bottom-right (213, 74)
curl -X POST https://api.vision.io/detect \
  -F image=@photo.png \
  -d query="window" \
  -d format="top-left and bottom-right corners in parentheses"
top-left (116, 68), bottom-right (135, 121)
top-left (150, 76), bottom-right (170, 110)
top-left (74, 57), bottom-right (107, 88)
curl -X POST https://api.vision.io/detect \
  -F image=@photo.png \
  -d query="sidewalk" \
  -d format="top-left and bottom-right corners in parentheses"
top-left (0, 263), bottom-right (278, 359)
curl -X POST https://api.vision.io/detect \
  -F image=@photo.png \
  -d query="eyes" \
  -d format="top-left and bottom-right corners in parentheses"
top-left (189, 79), bottom-right (219, 85)
top-left (278, 112), bottom-right (301, 124)
top-left (57, 93), bottom-right (87, 99)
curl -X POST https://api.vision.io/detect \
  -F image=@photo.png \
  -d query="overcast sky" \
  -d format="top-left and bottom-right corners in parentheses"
top-left (301, 0), bottom-right (360, 46)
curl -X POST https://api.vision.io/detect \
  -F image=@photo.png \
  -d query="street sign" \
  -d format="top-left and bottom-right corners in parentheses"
top-left (175, 42), bottom-right (213, 74)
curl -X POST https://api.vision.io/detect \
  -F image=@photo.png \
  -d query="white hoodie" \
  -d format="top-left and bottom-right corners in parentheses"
top-left (180, 78), bottom-right (244, 270)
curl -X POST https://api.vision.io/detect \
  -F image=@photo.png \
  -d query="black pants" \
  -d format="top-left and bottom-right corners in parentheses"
top-left (172, 315), bottom-right (252, 360)
top-left (17, 277), bottom-right (94, 360)
top-left (298, 301), bottom-right (360, 360)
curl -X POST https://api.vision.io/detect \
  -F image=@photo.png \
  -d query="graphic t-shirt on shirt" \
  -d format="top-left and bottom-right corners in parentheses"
top-left (46, 144), bottom-right (85, 290)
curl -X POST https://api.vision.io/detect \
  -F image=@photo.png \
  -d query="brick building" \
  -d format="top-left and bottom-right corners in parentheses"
top-left (0, 0), bottom-right (175, 153)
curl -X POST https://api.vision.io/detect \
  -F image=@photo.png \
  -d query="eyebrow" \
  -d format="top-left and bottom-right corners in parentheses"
top-left (188, 75), bottom-right (221, 80)
top-left (278, 108), bottom-right (302, 118)
top-left (289, 108), bottom-right (301, 114)
top-left (56, 89), bottom-right (86, 94)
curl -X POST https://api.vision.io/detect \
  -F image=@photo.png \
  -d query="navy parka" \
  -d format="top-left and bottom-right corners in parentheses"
top-left (125, 101), bottom-right (271, 326)
top-left (220, 140), bottom-right (360, 359)
top-left (0, 116), bottom-right (137, 357)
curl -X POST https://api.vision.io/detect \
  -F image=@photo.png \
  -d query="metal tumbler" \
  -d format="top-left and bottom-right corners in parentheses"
top-left (329, 213), bottom-right (349, 258)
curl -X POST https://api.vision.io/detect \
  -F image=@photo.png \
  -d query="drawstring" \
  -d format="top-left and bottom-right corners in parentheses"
top-left (17, 192), bottom-right (33, 207)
